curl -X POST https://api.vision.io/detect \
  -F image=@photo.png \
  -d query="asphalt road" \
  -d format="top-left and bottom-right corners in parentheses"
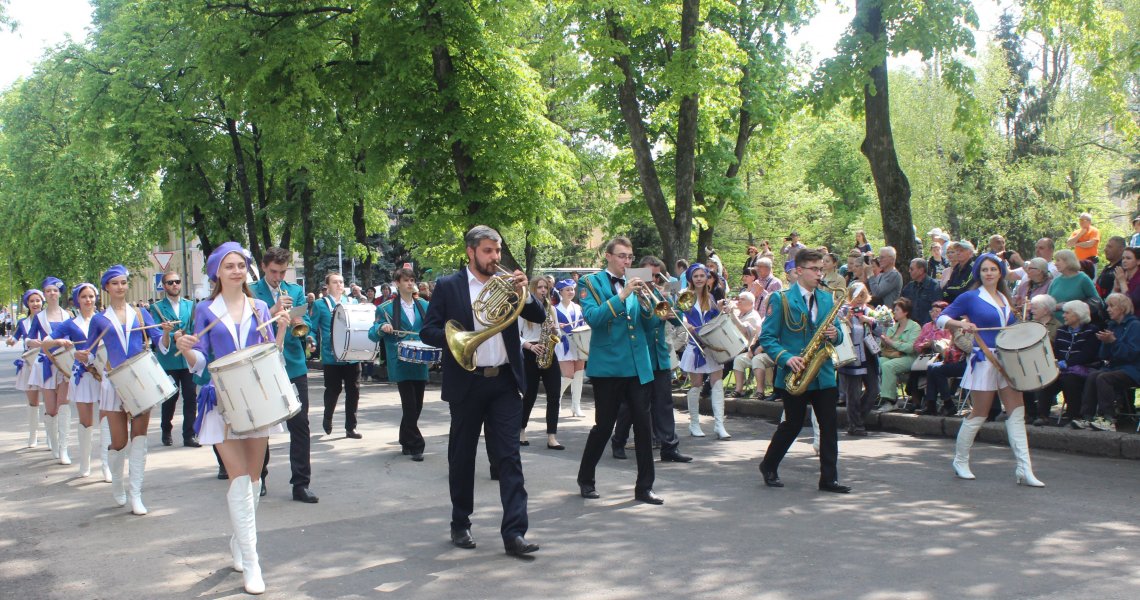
top-left (1, 346), bottom-right (1138, 599)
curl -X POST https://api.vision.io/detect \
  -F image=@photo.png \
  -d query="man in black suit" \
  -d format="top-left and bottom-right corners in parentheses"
top-left (420, 225), bottom-right (547, 558)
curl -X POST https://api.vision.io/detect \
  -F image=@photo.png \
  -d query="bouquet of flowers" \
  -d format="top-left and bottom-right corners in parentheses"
top-left (867, 305), bottom-right (895, 330)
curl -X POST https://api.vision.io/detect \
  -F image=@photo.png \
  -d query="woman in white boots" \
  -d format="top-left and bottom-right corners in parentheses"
top-left (27, 277), bottom-right (74, 466)
top-left (8, 289), bottom-right (45, 449)
top-left (41, 283), bottom-right (103, 478)
top-left (937, 253), bottom-right (1044, 487)
top-left (175, 242), bottom-right (286, 596)
top-left (680, 264), bottom-right (730, 439)
top-left (554, 279), bottom-right (587, 417)
top-left (78, 265), bottom-right (164, 515)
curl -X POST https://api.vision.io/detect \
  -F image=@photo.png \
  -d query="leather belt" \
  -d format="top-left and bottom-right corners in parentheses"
top-left (472, 365), bottom-right (506, 377)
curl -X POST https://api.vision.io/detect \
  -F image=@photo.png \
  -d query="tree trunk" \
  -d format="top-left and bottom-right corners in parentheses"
top-left (223, 115), bottom-right (262, 266)
top-left (298, 176), bottom-right (316, 293)
top-left (673, 0), bottom-right (700, 263)
top-left (252, 124), bottom-right (272, 252)
top-left (858, 0), bottom-right (915, 283)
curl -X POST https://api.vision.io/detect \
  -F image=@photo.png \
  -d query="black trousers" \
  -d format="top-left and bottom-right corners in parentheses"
top-left (612, 369), bottom-right (680, 456)
top-left (577, 376), bottom-right (655, 494)
top-left (1058, 373), bottom-right (1089, 419)
top-left (160, 368), bottom-right (197, 441)
top-left (396, 379), bottom-right (426, 454)
top-left (760, 387), bottom-right (840, 484)
top-left (323, 363), bottom-right (361, 432)
top-left (447, 369), bottom-right (528, 542)
top-left (284, 374), bottom-right (312, 487)
top-left (1080, 369), bottom-right (1133, 420)
top-left (924, 360), bottom-right (967, 411)
top-left (522, 352), bottom-right (561, 434)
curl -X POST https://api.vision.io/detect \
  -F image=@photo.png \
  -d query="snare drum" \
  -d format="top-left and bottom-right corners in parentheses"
top-left (995, 322), bottom-right (1059, 391)
top-left (570, 326), bottom-right (592, 359)
top-left (331, 304), bottom-right (380, 362)
top-left (48, 347), bottom-right (76, 373)
top-left (209, 343), bottom-right (301, 434)
top-left (397, 340), bottom-right (442, 364)
top-left (698, 314), bottom-right (748, 364)
top-left (107, 351), bottom-right (177, 416)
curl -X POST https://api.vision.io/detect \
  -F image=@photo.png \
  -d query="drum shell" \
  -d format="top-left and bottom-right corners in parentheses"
top-left (331, 304), bottom-right (380, 362)
top-left (995, 322), bottom-right (1060, 391)
top-left (49, 347), bottom-right (76, 372)
top-left (107, 351), bottom-right (177, 416)
top-left (397, 340), bottom-right (442, 365)
top-left (209, 343), bottom-right (301, 434)
top-left (698, 315), bottom-right (748, 364)
top-left (570, 326), bottom-right (592, 359)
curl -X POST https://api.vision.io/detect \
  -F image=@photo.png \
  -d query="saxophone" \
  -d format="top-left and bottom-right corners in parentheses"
top-left (784, 284), bottom-right (845, 396)
top-left (536, 300), bottom-right (560, 369)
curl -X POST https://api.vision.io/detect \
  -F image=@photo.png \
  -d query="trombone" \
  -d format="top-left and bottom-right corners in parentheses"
top-left (635, 276), bottom-right (704, 352)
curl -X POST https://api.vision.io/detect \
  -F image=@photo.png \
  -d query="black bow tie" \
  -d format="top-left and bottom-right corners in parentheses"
top-left (610, 275), bottom-right (625, 287)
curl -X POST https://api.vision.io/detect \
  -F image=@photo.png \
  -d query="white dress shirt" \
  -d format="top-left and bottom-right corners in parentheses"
top-left (467, 267), bottom-right (509, 367)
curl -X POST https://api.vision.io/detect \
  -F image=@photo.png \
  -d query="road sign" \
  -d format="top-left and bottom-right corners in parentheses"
top-left (152, 252), bottom-right (175, 271)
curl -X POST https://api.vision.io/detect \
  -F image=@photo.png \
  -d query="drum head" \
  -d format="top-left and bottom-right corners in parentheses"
top-left (698, 314), bottom-right (728, 336)
top-left (398, 340), bottom-right (431, 351)
top-left (209, 343), bottom-right (277, 372)
top-left (996, 322), bottom-right (1047, 351)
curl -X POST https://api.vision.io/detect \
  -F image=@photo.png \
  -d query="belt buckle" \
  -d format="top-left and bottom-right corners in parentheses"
top-left (484, 366), bottom-right (500, 377)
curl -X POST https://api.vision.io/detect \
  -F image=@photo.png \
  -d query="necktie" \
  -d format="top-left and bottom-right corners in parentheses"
top-left (807, 293), bottom-right (815, 320)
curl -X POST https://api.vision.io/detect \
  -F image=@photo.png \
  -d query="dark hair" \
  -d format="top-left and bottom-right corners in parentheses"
top-left (742, 266), bottom-right (755, 276)
top-left (262, 246), bottom-right (291, 266)
top-left (465, 225), bottom-right (501, 249)
top-left (605, 236), bottom-right (633, 255)
top-left (675, 259), bottom-right (689, 270)
top-left (893, 297), bottom-right (913, 317)
top-left (969, 254), bottom-right (1013, 301)
top-left (1125, 247), bottom-right (1140, 262)
top-left (392, 268), bottom-right (415, 282)
top-left (795, 249), bottom-right (824, 268)
top-left (640, 255), bottom-right (667, 270)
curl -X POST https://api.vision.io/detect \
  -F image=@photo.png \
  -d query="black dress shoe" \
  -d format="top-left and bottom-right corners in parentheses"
top-left (260, 479), bottom-right (267, 497)
top-left (504, 536), bottom-right (539, 556)
top-left (411, 453), bottom-right (424, 462)
top-left (547, 443), bottom-right (564, 450)
top-left (520, 440), bottom-right (530, 446)
top-left (661, 452), bottom-right (693, 463)
top-left (292, 486), bottom-right (319, 503)
top-left (759, 465), bottom-right (784, 487)
top-left (183, 437), bottom-right (201, 448)
top-left (579, 484), bottom-right (599, 499)
top-left (402, 448), bottom-right (411, 456)
top-left (819, 481), bottom-right (852, 494)
top-left (849, 429), bottom-right (868, 437)
top-left (346, 430), bottom-right (362, 439)
top-left (217, 466), bottom-right (228, 480)
top-left (634, 490), bottom-right (664, 504)
top-left (161, 433), bottom-right (173, 447)
top-left (450, 528), bottom-right (476, 549)
top-left (612, 446), bottom-right (627, 460)
top-left (322, 417), bottom-right (332, 435)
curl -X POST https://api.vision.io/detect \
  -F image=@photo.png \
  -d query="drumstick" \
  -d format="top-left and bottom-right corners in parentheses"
top-left (974, 326), bottom-right (1015, 331)
top-left (127, 320), bottom-right (179, 333)
top-left (972, 332), bottom-right (1012, 384)
top-left (174, 317), bottom-right (222, 357)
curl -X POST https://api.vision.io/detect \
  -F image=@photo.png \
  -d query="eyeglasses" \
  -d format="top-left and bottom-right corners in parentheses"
top-left (164, 279), bottom-right (181, 285)
top-left (611, 253), bottom-right (636, 261)
top-left (799, 266), bottom-right (823, 273)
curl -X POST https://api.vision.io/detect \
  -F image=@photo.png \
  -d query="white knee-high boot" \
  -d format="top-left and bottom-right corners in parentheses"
top-left (100, 417), bottom-right (112, 483)
top-left (57, 404), bottom-right (72, 465)
top-left (227, 476), bottom-right (265, 594)
top-left (557, 377), bottom-right (572, 413)
top-left (1006, 407), bottom-right (1044, 487)
top-left (128, 437), bottom-right (149, 515)
top-left (953, 416), bottom-right (986, 480)
top-left (27, 405), bottom-right (39, 448)
top-left (687, 387), bottom-right (705, 436)
top-left (44, 413), bottom-right (58, 458)
top-left (711, 380), bottom-right (730, 439)
top-left (570, 371), bottom-right (585, 417)
top-left (108, 447), bottom-right (127, 506)
top-left (77, 424), bottom-right (93, 477)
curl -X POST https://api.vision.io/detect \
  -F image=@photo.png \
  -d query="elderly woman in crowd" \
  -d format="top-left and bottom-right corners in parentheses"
top-left (839, 282), bottom-right (880, 436)
top-left (1111, 246), bottom-right (1140, 314)
top-left (1045, 301), bottom-right (1102, 426)
top-left (1048, 249), bottom-right (1100, 320)
top-left (904, 301), bottom-right (952, 412)
top-left (1013, 257), bottom-right (1054, 316)
top-left (1020, 295), bottom-right (1061, 421)
top-left (875, 298), bottom-right (921, 413)
top-left (1071, 293), bottom-right (1140, 432)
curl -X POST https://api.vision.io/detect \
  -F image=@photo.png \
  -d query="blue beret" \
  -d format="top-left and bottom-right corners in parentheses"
top-left (22, 289), bottom-right (44, 309)
top-left (101, 265), bottom-right (129, 288)
top-left (70, 283), bottom-right (98, 306)
top-left (206, 241), bottom-right (252, 282)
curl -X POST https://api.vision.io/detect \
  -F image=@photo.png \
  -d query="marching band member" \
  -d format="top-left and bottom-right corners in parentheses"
top-left (553, 279), bottom-right (586, 417)
top-left (175, 242), bottom-right (287, 594)
top-left (310, 272), bottom-right (363, 439)
top-left (518, 275), bottom-right (563, 450)
top-left (937, 252), bottom-right (1044, 487)
top-left (152, 271), bottom-right (200, 448)
top-left (8, 289), bottom-right (45, 448)
top-left (27, 277), bottom-right (73, 465)
top-left (80, 265), bottom-right (164, 514)
top-left (419, 225), bottom-right (547, 556)
top-left (369, 267), bottom-right (431, 462)
top-left (251, 247), bottom-right (319, 502)
top-left (575, 236), bottom-right (664, 505)
top-left (680, 263), bottom-right (730, 439)
top-left (40, 283), bottom-right (103, 477)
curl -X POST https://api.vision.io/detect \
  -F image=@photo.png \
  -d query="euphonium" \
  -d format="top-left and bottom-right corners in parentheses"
top-left (784, 284), bottom-right (846, 396)
top-left (445, 266), bottom-right (528, 371)
top-left (536, 301), bottom-right (560, 369)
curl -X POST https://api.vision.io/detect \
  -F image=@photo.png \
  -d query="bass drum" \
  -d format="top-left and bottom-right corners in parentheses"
top-left (331, 303), bottom-right (380, 362)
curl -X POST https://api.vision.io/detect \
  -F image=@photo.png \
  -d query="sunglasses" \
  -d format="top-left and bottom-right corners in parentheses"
top-left (164, 279), bottom-right (181, 285)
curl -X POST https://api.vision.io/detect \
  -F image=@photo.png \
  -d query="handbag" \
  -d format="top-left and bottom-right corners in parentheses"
top-left (833, 321), bottom-right (857, 367)
top-left (881, 345), bottom-right (903, 359)
top-left (863, 328), bottom-right (881, 355)
top-left (911, 353), bottom-right (939, 372)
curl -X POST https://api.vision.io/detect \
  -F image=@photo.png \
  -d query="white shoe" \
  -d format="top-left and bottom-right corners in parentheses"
top-left (108, 448), bottom-right (127, 506)
top-left (1006, 407), bottom-right (1044, 487)
top-left (57, 404), bottom-right (72, 466)
top-left (952, 416), bottom-right (985, 480)
top-left (1089, 417), bottom-right (1116, 432)
top-left (27, 405), bottom-right (39, 448)
top-left (875, 401), bottom-right (896, 413)
top-left (128, 437), bottom-right (149, 515)
top-left (77, 425), bottom-right (92, 478)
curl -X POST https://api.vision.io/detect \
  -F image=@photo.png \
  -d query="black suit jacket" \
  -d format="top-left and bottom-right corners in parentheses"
top-left (420, 269), bottom-right (547, 402)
